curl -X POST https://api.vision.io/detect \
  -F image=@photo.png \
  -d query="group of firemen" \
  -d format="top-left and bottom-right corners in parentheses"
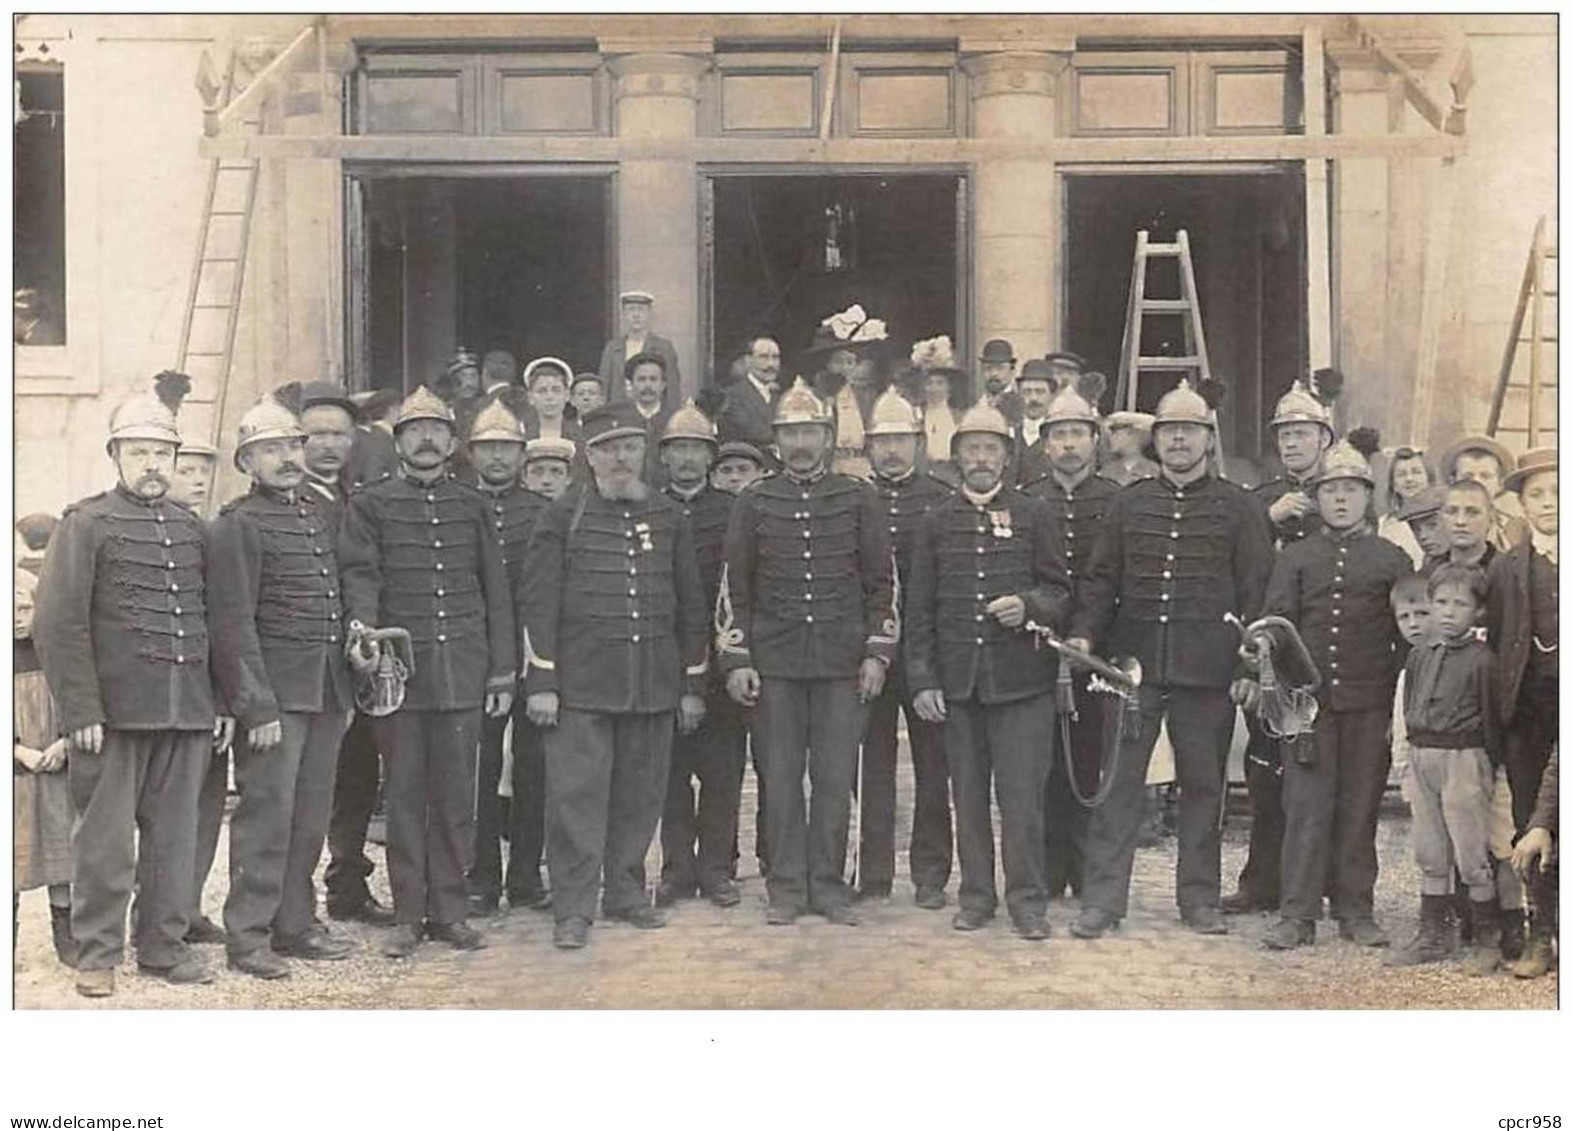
top-left (20, 317), bottom-right (1558, 999)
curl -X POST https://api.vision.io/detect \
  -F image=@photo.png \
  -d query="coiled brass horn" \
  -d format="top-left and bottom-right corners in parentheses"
top-left (347, 622), bottom-right (415, 718)
top-left (1224, 613), bottom-right (1321, 744)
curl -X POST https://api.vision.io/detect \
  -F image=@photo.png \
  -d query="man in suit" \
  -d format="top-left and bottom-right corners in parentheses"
top-left (626, 352), bottom-right (676, 486)
top-left (717, 336), bottom-right (782, 462)
top-left (338, 386), bottom-right (517, 958)
top-left (1013, 359), bottom-right (1057, 488)
top-left (1485, 447), bottom-right (1557, 977)
top-left (599, 290), bottom-right (681, 410)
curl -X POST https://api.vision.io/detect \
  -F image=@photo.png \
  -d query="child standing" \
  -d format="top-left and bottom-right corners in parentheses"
top-left (1386, 563), bottom-right (1502, 972)
top-left (1387, 574), bottom-right (1434, 787)
top-left (1258, 444), bottom-right (1414, 950)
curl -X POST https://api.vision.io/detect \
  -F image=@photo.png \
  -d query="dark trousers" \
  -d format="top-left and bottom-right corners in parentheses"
top-left (1279, 706), bottom-right (1392, 923)
top-left (1044, 672), bottom-right (1109, 897)
top-left (471, 704), bottom-right (547, 902)
top-left (325, 711), bottom-right (380, 905)
top-left (544, 708), bottom-right (674, 922)
top-left (190, 747), bottom-right (228, 918)
top-left (70, 729), bottom-right (208, 971)
top-left (1082, 684), bottom-right (1236, 918)
top-left (755, 677), bottom-right (866, 914)
top-left (224, 706), bottom-right (350, 954)
top-left (660, 691), bottom-right (747, 894)
top-left (1233, 715), bottom-right (1284, 903)
top-left (375, 708), bottom-right (481, 927)
top-left (1504, 675), bottom-right (1557, 839)
top-left (946, 693), bottom-right (1054, 923)
top-left (858, 665), bottom-right (951, 893)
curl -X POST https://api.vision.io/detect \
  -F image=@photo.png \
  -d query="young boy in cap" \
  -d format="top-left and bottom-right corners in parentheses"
top-left (1254, 444), bottom-right (1413, 950)
top-left (1385, 563), bottom-right (1502, 973)
top-left (1485, 447), bottom-right (1557, 976)
top-left (1441, 435), bottom-right (1530, 551)
top-left (569, 372), bottom-right (607, 420)
top-left (1398, 485), bottom-right (1451, 575)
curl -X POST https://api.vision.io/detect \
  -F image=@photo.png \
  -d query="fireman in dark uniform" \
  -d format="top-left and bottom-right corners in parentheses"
top-left (522, 403), bottom-right (709, 949)
top-left (1020, 385), bottom-right (1122, 900)
top-left (907, 402), bottom-right (1072, 939)
top-left (33, 392), bottom-right (231, 996)
top-left (1225, 381), bottom-right (1335, 915)
top-left (655, 401), bottom-right (749, 909)
top-left (1067, 380), bottom-right (1273, 938)
top-left (716, 378), bottom-right (897, 926)
top-left (338, 386), bottom-right (518, 959)
top-left (463, 397), bottom-right (551, 915)
top-left (858, 389), bottom-right (954, 906)
top-left (208, 398), bottom-right (357, 978)
top-left (1254, 443), bottom-right (1413, 951)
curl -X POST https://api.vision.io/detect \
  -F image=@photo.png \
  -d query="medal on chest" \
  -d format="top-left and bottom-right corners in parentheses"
top-left (634, 520), bottom-right (655, 553)
top-left (989, 509), bottom-right (1013, 539)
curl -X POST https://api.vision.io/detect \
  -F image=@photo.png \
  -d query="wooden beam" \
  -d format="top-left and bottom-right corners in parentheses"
top-left (1409, 156), bottom-right (1459, 445)
top-left (201, 130), bottom-right (1465, 164)
top-left (214, 20), bottom-right (319, 132)
top-left (1303, 24), bottom-right (1334, 373)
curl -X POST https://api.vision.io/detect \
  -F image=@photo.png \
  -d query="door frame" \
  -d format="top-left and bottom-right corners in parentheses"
top-left (343, 163), bottom-right (619, 392)
top-left (1056, 162), bottom-right (1308, 458)
top-left (697, 163), bottom-right (972, 387)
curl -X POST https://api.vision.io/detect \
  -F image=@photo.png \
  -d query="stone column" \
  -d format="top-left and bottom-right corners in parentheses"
top-left (1326, 43), bottom-right (1401, 440)
top-left (961, 45), bottom-right (1072, 365)
top-left (605, 41), bottom-right (710, 399)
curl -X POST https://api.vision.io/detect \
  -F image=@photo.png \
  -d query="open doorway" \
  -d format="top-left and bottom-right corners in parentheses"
top-left (352, 174), bottom-right (612, 392)
top-left (705, 173), bottom-right (965, 386)
top-left (1063, 171), bottom-right (1306, 461)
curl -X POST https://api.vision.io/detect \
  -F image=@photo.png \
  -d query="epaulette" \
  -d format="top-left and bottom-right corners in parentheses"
top-left (61, 490), bottom-right (110, 518)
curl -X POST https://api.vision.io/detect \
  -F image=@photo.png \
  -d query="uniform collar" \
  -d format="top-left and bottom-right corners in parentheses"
top-left (475, 478), bottom-right (519, 498)
top-left (665, 481), bottom-right (707, 502)
top-left (254, 482), bottom-right (300, 506)
top-left (113, 483), bottom-right (167, 509)
top-left (783, 465), bottom-right (828, 487)
top-left (875, 467), bottom-right (916, 487)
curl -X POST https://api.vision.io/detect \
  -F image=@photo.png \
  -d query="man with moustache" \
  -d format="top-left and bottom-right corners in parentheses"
top-left (1020, 385), bottom-right (1122, 900)
top-left (654, 402), bottom-right (749, 909)
top-left (907, 402), bottom-right (1071, 940)
top-left (339, 386), bottom-right (517, 958)
top-left (625, 353), bottom-right (675, 485)
top-left (299, 381), bottom-right (400, 928)
top-left (976, 339), bottom-right (1020, 420)
top-left (1224, 382), bottom-right (1337, 917)
top-left (464, 398), bottom-right (552, 915)
top-left (856, 389), bottom-right (954, 906)
top-left (208, 399), bottom-right (356, 978)
top-left (522, 403), bottom-right (708, 949)
top-left (33, 388), bottom-right (231, 995)
top-left (1012, 359), bottom-right (1058, 487)
top-left (716, 379), bottom-right (897, 926)
top-left (1066, 380), bottom-right (1273, 938)
top-left (717, 336), bottom-right (783, 459)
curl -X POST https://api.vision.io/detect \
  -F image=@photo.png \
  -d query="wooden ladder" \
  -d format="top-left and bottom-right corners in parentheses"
top-left (1486, 215), bottom-right (1558, 450)
top-left (178, 48), bottom-right (261, 449)
top-left (1114, 229), bottom-right (1223, 463)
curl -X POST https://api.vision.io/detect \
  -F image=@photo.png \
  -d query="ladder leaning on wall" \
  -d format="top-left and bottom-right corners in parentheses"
top-left (1114, 229), bottom-right (1223, 467)
top-left (1486, 214), bottom-right (1558, 451)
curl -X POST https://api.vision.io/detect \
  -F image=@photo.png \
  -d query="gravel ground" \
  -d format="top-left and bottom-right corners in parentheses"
top-left (12, 777), bottom-right (1559, 1010)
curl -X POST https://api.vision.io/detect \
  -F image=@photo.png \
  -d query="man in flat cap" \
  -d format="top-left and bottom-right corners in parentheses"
top-left (599, 290), bottom-right (681, 411)
top-left (339, 386), bottom-right (517, 958)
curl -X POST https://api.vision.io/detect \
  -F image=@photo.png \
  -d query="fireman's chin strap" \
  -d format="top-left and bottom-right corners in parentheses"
top-left (1025, 622), bottom-right (1143, 810)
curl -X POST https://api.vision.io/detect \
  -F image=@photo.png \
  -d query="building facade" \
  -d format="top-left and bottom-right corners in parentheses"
top-left (12, 14), bottom-right (1556, 515)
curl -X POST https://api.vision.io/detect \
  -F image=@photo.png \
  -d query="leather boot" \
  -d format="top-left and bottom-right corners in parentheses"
top-left (1499, 906), bottom-right (1526, 962)
top-left (1385, 894), bottom-right (1453, 967)
top-left (49, 902), bottom-right (79, 969)
top-left (1464, 898), bottom-right (1502, 976)
top-left (1511, 870), bottom-right (1558, 980)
